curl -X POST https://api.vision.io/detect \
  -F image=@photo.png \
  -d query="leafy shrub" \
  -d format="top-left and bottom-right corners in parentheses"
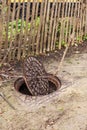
top-left (3, 17), bottom-right (40, 41)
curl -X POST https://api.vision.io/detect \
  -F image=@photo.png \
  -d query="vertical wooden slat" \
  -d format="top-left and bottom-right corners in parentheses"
top-left (85, 0), bottom-right (87, 34)
top-left (53, 2), bottom-right (62, 50)
top-left (58, 0), bottom-right (66, 49)
top-left (17, 0), bottom-right (25, 60)
top-left (8, 0), bottom-right (16, 61)
top-left (79, 0), bottom-right (83, 40)
top-left (36, 0), bottom-right (44, 54)
top-left (32, 0), bottom-right (39, 54)
top-left (72, 0), bottom-right (78, 42)
top-left (0, 1), bottom-right (6, 60)
top-left (53, 2), bottom-right (62, 49)
top-left (44, 0), bottom-right (50, 52)
top-left (51, 0), bottom-right (59, 50)
top-left (0, 3), bottom-right (3, 51)
top-left (83, 0), bottom-right (86, 36)
top-left (1, 0), bottom-right (11, 62)
top-left (22, 0), bottom-right (30, 58)
top-left (5, 0), bottom-right (11, 49)
top-left (67, 0), bottom-right (75, 44)
top-left (40, 0), bottom-right (47, 53)
top-left (13, 0), bottom-right (21, 59)
top-left (64, 0), bottom-right (72, 46)
top-left (63, 0), bottom-right (69, 44)
top-left (26, 1), bottom-right (31, 56)
top-left (47, 0), bottom-right (56, 51)
top-left (76, 1), bottom-right (80, 43)
top-left (30, 0), bottom-right (37, 54)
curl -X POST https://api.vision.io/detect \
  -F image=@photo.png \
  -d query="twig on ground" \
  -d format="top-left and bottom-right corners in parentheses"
top-left (54, 33), bottom-right (75, 75)
top-left (45, 111), bottom-right (66, 128)
top-left (0, 73), bottom-right (9, 79)
top-left (0, 92), bottom-right (16, 110)
top-left (0, 74), bottom-right (22, 79)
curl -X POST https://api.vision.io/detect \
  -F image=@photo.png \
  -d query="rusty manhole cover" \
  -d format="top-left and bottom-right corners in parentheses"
top-left (23, 57), bottom-right (50, 96)
top-left (14, 56), bottom-right (61, 105)
top-left (14, 74), bottom-right (61, 96)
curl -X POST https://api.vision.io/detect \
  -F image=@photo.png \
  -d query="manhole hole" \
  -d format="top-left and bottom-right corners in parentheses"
top-left (14, 74), bottom-right (61, 97)
top-left (14, 56), bottom-right (61, 107)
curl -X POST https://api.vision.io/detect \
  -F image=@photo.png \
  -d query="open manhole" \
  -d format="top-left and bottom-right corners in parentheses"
top-left (14, 74), bottom-right (61, 97)
top-left (14, 57), bottom-right (61, 106)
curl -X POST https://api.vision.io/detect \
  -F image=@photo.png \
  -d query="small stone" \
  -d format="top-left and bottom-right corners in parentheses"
top-left (75, 51), bottom-right (80, 54)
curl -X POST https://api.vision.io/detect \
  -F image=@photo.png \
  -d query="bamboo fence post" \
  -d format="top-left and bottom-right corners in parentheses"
top-left (43, 0), bottom-right (50, 52)
top-left (17, 0), bottom-right (25, 60)
top-left (58, 1), bottom-right (66, 49)
top-left (78, 0), bottom-right (83, 43)
top-left (32, 0), bottom-right (39, 54)
top-left (85, 0), bottom-right (87, 33)
top-left (40, 0), bottom-right (47, 53)
top-left (30, 0), bottom-right (37, 54)
top-left (8, 0), bottom-right (16, 61)
top-left (22, 0), bottom-right (31, 57)
top-left (67, 0), bottom-right (75, 45)
top-left (36, 0), bottom-right (44, 54)
top-left (47, 0), bottom-right (55, 51)
top-left (1, 0), bottom-right (12, 63)
top-left (49, 0), bottom-right (57, 51)
top-left (0, 4), bottom-right (3, 51)
top-left (72, 0), bottom-right (78, 44)
top-left (12, 0), bottom-right (21, 59)
top-left (83, 0), bottom-right (87, 35)
top-left (51, 0), bottom-right (57, 51)
top-left (53, 2), bottom-right (61, 49)
top-left (64, 0), bottom-right (72, 45)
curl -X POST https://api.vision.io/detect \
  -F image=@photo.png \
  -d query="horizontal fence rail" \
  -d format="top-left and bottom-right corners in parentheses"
top-left (0, 0), bottom-right (87, 61)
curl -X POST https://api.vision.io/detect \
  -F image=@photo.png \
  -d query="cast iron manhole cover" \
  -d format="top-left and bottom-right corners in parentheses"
top-left (23, 57), bottom-right (50, 96)
top-left (14, 74), bottom-right (61, 96)
top-left (14, 57), bottom-right (61, 108)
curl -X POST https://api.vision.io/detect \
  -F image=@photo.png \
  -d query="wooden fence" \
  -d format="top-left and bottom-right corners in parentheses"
top-left (0, 0), bottom-right (87, 62)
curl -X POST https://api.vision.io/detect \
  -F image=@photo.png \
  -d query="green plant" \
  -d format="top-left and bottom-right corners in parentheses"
top-left (55, 40), bottom-right (67, 48)
top-left (61, 40), bottom-right (67, 47)
top-left (56, 20), bottom-right (74, 48)
top-left (76, 36), bottom-right (82, 42)
top-left (3, 17), bottom-right (40, 41)
top-left (55, 41), bottom-right (59, 48)
top-left (3, 16), bottom-right (86, 49)
top-left (82, 34), bottom-right (87, 41)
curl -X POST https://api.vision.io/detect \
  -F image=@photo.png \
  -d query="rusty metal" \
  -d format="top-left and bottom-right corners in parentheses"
top-left (23, 56), bottom-right (50, 96)
top-left (14, 74), bottom-right (61, 97)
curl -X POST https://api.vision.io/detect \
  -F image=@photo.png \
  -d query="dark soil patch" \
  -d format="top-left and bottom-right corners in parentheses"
top-left (37, 41), bottom-right (87, 63)
top-left (0, 41), bottom-right (87, 80)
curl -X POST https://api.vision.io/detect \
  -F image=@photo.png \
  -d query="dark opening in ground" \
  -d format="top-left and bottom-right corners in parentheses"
top-left (19, 82), bottom-right (32, 95)
top-left (19, 80), bottom-right (57, 95)
top-left (14, 76), bottom-right (61, 96)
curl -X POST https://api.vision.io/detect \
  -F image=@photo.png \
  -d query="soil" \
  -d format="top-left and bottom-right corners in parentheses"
top-left (0, 41), bottom-right (87, 130)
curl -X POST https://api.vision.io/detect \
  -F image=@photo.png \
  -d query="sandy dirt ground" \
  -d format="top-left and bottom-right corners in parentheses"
top-left (0, 51), bottom-right (87, 130)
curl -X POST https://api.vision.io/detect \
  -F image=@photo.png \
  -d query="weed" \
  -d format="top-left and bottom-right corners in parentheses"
top-left (82, 34), bottom-right (87, 41)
